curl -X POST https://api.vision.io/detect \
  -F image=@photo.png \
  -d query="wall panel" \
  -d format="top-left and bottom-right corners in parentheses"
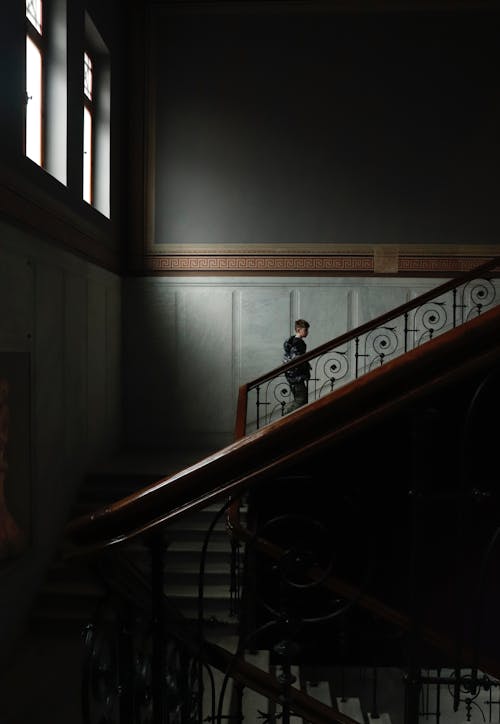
top-left (34, 264), bottom-right (65, 533)
top-left (0, 221), bottom-right (121, 656)
top-left (124, 275), bottom-right (446, 450)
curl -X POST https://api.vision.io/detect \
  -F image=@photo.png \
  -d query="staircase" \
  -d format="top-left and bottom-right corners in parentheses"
top-left (4, 262), bottom-right (500, 723)
top-left (201, 654), bottom-right (500, 724)
top-left (163, 500), bottom-right (247, 625)
top-left (27, 451), bottom-right (248, 632)
top-left (201, 635), bottom-right (404, 724)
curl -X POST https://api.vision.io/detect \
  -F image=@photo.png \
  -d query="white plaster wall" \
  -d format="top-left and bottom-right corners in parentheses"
top-left (124, 275), bottom-right (448, 450)
top-left (0, 220), bottom-right (122, 655)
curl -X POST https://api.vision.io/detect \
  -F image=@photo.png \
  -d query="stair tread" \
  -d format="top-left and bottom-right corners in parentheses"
top-left (166, 540), bottom-right (233, 553)
top-left (166, 583), bottom-right (232, 598)
top-left (242, 650), bottom-right (272, 720)
top-left (203, 663), bottom-right (234, 717)
top-left (244, 649), bottom-right (270, 671)
top-left (306, 679), bottom-right (333, 708)
top-left (368, 713), bottom-right (392, 724)
top-left (337, 696), bottom-right (364, 724)
top-left (165, 560), bottom-right (231, 573)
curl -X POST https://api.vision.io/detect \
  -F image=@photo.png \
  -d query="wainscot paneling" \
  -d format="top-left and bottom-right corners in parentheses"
top-left (123, 275), bottom-right (451, 450)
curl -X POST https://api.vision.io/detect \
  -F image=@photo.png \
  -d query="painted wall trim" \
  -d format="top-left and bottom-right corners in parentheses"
top-left (135, 244), bottom-right (500, 277)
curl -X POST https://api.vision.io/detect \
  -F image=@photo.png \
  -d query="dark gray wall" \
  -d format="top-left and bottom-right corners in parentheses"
top-left (0, 0), bottom-right (124, 670)
top-left (154, 8), bottom-right (500, 247)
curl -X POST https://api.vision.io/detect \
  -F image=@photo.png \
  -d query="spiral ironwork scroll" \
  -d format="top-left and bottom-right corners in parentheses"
top-left (359, 326), bottom-right (400, 374)
top-left (246, 272), bottom-right (499, 432)
top-left (460, 278), bottom-right (497, 323)
top-left (410, 301), bottom-right (448, 347)
top-left (311, 348), bottom-right (350, 399)
top-left (252, 497), bottom-right (377, 628)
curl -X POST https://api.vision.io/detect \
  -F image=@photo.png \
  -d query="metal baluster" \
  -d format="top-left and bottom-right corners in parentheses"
top-left (150, 534), bottom-right (166, 724)
top-left (371, 667), bottom-right (380, 719)
top-left (256, 385), bottom-right (261, 430)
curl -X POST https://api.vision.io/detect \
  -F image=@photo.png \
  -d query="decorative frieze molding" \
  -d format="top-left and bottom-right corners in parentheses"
top-left (137, 245), bottom-right (500, 276)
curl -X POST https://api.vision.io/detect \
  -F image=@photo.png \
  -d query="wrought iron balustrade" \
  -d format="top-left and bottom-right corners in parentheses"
top-left (243, 259), bottom-right (500, 433)
top-left (70, 255), bottom-right (500, 724)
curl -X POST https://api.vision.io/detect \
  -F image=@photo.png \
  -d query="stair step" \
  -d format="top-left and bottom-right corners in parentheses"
top-left (289, 665), bottom-right (304, 723)
top-left (165, 573), bottom-right (232, 589)
top-left (290, 664), bottom-right (301, 689)
top-left (164, 558), bottom-right (233, 574)
top-left (242, 650), bottom-right (272, 721)
top-left (368, 713), bottom-right (392, 724)
top-left (202, 632), bottom-right (239, 719)
top-left (337, 696), bottom-right (365, 724)
top-left (204, 658), bottom-right (235, 719)
top-left (306, 679), bottom-right (333, 708)
top-left (164, 529), bottom-right (232, 544)
top-left (166, 504), bottom-right (247, 523)
top-left (169, 598), bottom-right (237, 623)
top-left (166, 517), bottom-right (229, 532)
top-left (166, 539), bottom-right (235, 555)
top-left (164, 556), bottom-right (231, 572)
top-left (165, 603), bottom-right (234, 621)
top-left (166, 583), bottom-right (232, 601)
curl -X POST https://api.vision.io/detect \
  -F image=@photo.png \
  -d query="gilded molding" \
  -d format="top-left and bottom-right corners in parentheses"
top-left (144, 254), bottom-right (373, 273)
top-left (139, 248), bottom-right (500, 276)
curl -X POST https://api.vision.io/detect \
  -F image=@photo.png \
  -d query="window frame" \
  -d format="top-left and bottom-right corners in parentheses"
top-left (83, 49), bottom-right (95, 206)
top-left (84, 12), bottom-right (111, 218)
top-left (25, 0), bottom-right (47, 166)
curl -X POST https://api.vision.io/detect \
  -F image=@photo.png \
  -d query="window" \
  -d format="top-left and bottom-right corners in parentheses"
top-left (83, 14), bottom-right (110, 217)
top-left (25, 0), bottom-right (44, 165)
top-left (25, 0), bottom-right (67, 183)
top-left (83, 51), bottom-right (93, 205)
top-left (23, 3), bottom-right (109, 213)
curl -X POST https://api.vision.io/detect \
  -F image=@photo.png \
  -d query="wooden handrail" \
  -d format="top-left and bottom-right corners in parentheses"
top-left (232, 255), bottom-right (500, 439)
top-left (65, 303), bottom-right (500, 552)
top-left (240, 255), bottom-right (500, 394)
top-left (201, 639), bottom-right (361, 724)
top-left (225, 515), bottom-right (500, 682)
top-left (99, 549), bottom-right (361, 724)
top-left (64, 259), bottom-right (500, 697)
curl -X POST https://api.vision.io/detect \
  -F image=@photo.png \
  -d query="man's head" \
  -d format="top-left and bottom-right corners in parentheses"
top-left (295, 319), bottom-right (310, 338)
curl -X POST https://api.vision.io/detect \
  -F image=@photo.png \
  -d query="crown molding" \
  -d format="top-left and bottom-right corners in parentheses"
top-left (131, 243), bottom-right (500, 276)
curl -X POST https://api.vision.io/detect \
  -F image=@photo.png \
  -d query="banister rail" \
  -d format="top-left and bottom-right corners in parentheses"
top-left (235, 255), bottom-right (500, 435)
top-left (64, 256), bottom-right (500, 553)
top-left (66, 258), bottom-right (500, 723)
top-left (66, 302), bottom-right (500, 552)
top-left (93, 547), bottom-right (360, 724)
top-left (62, 256), bottom-right (500, 724)
top-left (225, 508), bottom-right (500, 683)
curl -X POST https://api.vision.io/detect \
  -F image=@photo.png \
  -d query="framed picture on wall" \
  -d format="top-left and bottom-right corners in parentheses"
top-left (0, 351), bottom-right (31, 564)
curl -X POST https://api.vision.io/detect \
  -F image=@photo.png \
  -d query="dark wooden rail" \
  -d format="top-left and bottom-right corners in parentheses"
top-left (63, 262), bottom-right (500, 703)
top-left (235, 255), bottom-right (500, 405)
top-left (65, 302), bottom-right (500, 553)
top-left (226, 491), bottom-right (500, 683)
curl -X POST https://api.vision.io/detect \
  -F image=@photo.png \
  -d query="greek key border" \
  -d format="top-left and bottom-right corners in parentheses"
top-left (139, 253), bottom-right (499, 276)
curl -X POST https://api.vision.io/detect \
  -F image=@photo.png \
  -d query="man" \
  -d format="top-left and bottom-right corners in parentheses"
top-left (283, 319), bottom-right (311, 415)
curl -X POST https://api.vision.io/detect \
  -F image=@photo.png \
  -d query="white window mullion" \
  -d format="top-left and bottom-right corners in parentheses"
top-left (83, 105), bottom-right (92, 204)
top-left (26, 35), bottom-right (42, 165)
